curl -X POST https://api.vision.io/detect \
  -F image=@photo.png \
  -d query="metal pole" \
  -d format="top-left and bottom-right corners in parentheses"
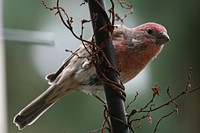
top-left (88, 1), bottom-right (128, 133)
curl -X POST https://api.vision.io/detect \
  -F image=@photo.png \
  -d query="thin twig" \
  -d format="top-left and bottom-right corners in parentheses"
top-left (127, 67), bottom-right (200, 132)
top-left (153, 108), bottom-right (177, 133)
top-left (126, 92), bottom-right (139, 110)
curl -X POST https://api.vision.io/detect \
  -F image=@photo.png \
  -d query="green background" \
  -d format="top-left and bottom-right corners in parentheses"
top-left (3, 0), bottom-right (200, 133)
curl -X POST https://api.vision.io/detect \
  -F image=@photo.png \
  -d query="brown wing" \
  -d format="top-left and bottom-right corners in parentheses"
top-left (45, 48), bottom-right (80, 84)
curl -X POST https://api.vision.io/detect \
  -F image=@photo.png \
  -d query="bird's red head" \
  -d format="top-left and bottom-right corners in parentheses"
top-left (114, 22), bottom-right (170, 83)
top-left (132, 22), bottom-right (170, 47)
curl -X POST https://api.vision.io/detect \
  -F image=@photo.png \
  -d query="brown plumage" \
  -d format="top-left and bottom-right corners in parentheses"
top-left (13, 22), bottom-right (170, 130)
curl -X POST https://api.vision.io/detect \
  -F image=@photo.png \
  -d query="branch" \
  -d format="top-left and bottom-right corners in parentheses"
top-left (115, 0), bottom-right (133, 23)
top-left (127, 67), bottom-right (200, 132)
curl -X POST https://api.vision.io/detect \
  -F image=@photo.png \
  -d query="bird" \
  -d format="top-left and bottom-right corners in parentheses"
top-left (13, 22), bottom-right (170, 130)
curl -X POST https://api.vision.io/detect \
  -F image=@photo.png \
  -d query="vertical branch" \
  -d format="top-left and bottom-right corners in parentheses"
top-left (88, 0), bottom-right (129, 133)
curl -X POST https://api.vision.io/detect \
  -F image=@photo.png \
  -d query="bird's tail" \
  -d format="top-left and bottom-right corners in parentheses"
top-left (13, 84), bottom-right (72, 130)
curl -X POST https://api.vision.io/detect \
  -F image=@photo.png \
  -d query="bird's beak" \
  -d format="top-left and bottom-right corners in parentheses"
top-left (156, 32), bottom-right (170, 45)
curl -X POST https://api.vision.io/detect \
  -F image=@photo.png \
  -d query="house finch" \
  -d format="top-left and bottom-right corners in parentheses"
top-left (13, 22), bottom-right (170, 130)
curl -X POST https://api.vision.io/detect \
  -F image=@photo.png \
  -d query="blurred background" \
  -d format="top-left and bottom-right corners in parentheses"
top-left (1, 0), bottom-right (200, 133)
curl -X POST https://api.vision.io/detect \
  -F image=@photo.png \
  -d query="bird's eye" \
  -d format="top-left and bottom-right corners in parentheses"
top-left (147, 29), bottom-right (154, 35)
